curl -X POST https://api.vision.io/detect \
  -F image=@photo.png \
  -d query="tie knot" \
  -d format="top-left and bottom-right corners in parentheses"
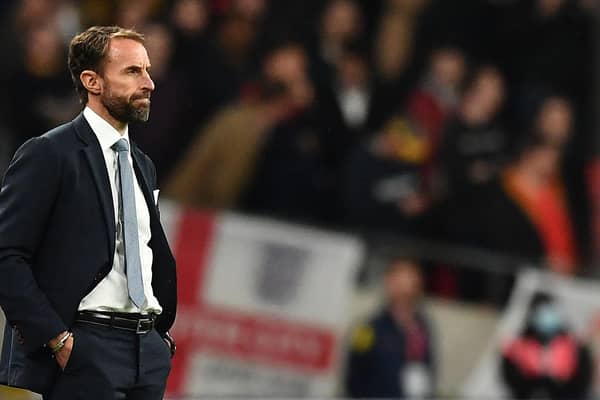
top-left (112, 138), bottom-right (129, 153)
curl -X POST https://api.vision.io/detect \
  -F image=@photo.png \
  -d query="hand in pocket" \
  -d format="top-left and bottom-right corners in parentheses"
top-left (55, 335), bottom-right (75, 370)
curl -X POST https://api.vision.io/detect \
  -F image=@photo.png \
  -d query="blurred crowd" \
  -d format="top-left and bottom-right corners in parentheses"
top-left (0, 1), bottom-right (598, 398)
top-left (0, 0), bottom-right (597, 304)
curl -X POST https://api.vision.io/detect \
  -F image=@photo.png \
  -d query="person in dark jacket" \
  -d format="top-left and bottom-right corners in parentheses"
top-left (341, 115), bottom-right (431, 234)
top-left (502, 292), bottom-right (593, 399)
top-left (445, 133), bottom-right (582, 304)
top-left (345, 259), bottom-right (435, 398)
top-left (439, 65), bottom-right (507, 200)
top-left (0, 26), bottom-right (177, 399)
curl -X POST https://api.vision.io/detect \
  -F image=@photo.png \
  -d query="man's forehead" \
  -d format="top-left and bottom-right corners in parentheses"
top-left (106, 38), bottom-right (149, 64)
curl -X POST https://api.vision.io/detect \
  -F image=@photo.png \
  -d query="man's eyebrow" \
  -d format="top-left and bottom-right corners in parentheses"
top-left (123, 64), bottom-right (152, 71)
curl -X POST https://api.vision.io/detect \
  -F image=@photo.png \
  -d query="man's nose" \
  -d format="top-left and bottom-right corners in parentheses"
top-left (141, 71), bottom-right (155, 92)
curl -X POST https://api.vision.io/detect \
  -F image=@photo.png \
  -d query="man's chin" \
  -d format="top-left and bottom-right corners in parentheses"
top-left (133, 109), bottom-right (150, 123)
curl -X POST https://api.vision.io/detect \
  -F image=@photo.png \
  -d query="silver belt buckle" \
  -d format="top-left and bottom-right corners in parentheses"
top-left (136, 318), bottom-right (152, 334)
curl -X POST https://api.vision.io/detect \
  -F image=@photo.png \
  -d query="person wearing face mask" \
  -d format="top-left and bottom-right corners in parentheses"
top-left (501, 293), bottom-right (593, 399)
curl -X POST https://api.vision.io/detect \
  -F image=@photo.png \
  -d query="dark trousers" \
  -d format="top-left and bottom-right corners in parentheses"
top-left (43, 322), bottom-right (171, 400)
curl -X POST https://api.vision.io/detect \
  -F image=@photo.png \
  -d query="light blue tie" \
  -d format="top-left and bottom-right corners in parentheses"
top-left (112, 139), bottom-right (146, 308)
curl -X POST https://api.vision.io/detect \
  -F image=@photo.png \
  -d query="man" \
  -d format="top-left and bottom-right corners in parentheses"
top-left (0, 26), bottom-right (177, 399)
top-left (345, 259), bottom-right (435, 398)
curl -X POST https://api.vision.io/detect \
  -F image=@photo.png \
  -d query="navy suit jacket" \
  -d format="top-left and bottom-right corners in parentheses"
top-left (0, 114), bottom-right (177, 393)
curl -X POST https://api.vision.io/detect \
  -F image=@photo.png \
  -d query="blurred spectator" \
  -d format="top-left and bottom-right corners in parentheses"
top-left (510, 135), bottom-right (579, 273)
top-left (368, 45), bottom-right (468, 216)
top-left (0, 0), bottom-right (79, 77)
top-left (332, 43), bottom-right (372, 134)
top-left (164, 79), bottom-right (293, 210)
top-left (534, 95), bottom-right (574, 147)
top-left (182, 8), bottom-right (259, 128)
top-left (448, 134), bottom-right (582, 304)
top-left (524, 94), bottom-right (591, 261)
top-left (129, 22), bottom-right (193, 184)
top-left (240, 43), bottom-right (334, 223)
top-left (502, 292), bottom-right (593, 399)
top-left (309, 0), bottom-right (364, 88)
top-left (80, 0), bottom-right (166, 28)
top-left (439, 65), bottom-right (507, 199)
top-left (44, 0), bottom-right (82, 46)
top-left (5, 23), bottom-right (79, 151)
top-left (430, 66), bottom-right (507, 300)
top-left (114, 0), bottom-right (156, 29)
top-left (315, 41), bottom-right (385, 165)
top-left (345, 259), bottom-right (435, 398)
top-left (341, 116), bottom-right (430, 233)
top-left (404, 46), bottom-right (466, 168)
top-left (170, 0), bottom-right (210, 65)
top-left (229, 0), bottom-right (267, 22)
top-left (373, 0), bottom-right (429, 84)
top-left (259, 43), bottom-right (315, 110)
top-left (13, 0), bottom-right (58, 32)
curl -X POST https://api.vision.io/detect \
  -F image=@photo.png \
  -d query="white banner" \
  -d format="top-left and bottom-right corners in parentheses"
top-left (162, 204), bottom-right (364, 398)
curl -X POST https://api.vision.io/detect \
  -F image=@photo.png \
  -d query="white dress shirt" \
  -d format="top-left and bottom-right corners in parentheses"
top-left (78, 107), bottom-right (162, 314)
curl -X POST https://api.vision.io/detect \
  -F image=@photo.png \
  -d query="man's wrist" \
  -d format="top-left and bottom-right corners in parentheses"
top-left (49, 331), bottom-right (72, 354)
top-left (48, 331), bottom-right (69, 348)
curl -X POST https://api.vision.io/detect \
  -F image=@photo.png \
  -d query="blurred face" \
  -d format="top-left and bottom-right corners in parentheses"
top-left (462, 68), bottom-right (505, 123)
top-left (25, 25), bottom-right (62, 71)
top-left (375, 15), bottom-right (410, 80)
top-left (233, 0), bottom-right (266, 20)
top-left (220, 16), bottom-right (256, 56)
top-left (98, 38), bottom-right (155, 123)
top-left (536, 97), bottom-right (573, 146)
top-left (144, 25), bottom-right (173, 78)
top-left (116, 0), bottom-right (153, 29)
top-left (172, 0), bottom-right (208, 34)
top-left (430, 48), bottom-right (465, 88)
top-left (322, 0), bottom-right (361, 41)
top-left (18, 0), bottom-right (56, 27)
top-left (384, 261), bottom-right (423, 307)
top-left (264, 47), bottom-right (314, 108)
top-left (536, 0), bottom-right (567, 17)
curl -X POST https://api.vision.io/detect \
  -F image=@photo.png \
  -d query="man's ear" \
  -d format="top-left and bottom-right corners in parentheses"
top-left (80, 70), bottom-right (102, 96)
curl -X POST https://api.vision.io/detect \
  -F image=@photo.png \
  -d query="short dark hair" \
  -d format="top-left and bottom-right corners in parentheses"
top-left (68, 26), bottom-right (145, 103)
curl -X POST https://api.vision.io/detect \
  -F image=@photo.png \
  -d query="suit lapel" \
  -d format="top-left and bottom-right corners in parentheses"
top-left (72, 114), bottom-right (116, 259)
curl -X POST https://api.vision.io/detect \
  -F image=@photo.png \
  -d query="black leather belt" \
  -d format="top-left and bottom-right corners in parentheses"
top-left (76, 311), bottom-right (156, 334)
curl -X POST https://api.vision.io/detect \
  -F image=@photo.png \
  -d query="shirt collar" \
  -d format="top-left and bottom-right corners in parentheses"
top-left (83, 106), bottom-right (130, 152)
